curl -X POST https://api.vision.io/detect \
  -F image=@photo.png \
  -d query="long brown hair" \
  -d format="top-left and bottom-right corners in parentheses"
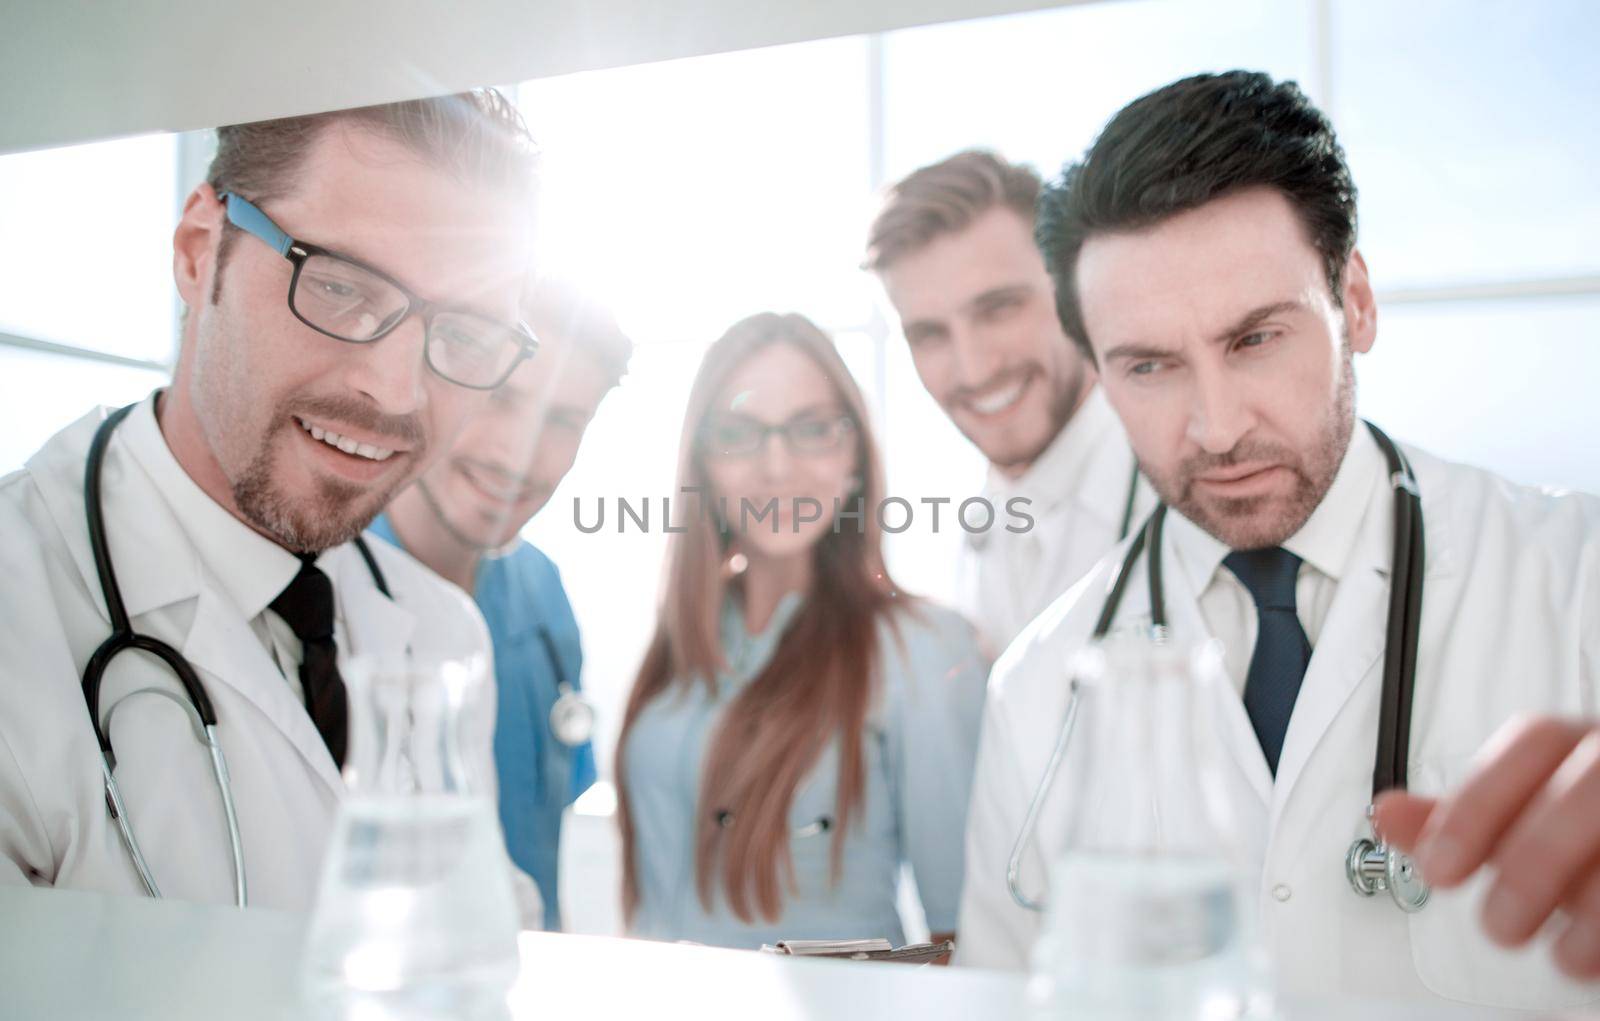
top-left (615, 312), bottom-right (902, 924)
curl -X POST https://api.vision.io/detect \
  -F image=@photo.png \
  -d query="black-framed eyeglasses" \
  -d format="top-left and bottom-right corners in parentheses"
top-left (698, 411), bottom-right (856, 459)
top-left (220, 192), bottom-right (538, 390)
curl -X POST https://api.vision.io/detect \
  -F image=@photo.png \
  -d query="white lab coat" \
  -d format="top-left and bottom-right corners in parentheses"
top-left (958, 388), bottom-right (1153, 658)
top-left (0, 402), bottom-right (539, 921)
top-left (956, 438), bottom-right (1600, 1010)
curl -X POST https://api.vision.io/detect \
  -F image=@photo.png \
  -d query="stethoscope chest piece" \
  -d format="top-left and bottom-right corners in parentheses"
top-left (1346, 835), bottom-right (1430, 912)
top-left (549, 682), bottom-right (595, 747)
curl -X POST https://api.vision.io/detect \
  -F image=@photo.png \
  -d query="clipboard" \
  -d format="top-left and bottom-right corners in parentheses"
top-left (759, 937), bottom-right (955, 965)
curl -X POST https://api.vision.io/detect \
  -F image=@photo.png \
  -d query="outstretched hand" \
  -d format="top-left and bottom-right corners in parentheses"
top-left (1373, 716), bottom-right (1600, 981)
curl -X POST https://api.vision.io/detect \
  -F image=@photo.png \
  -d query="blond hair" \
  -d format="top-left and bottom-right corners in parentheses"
top-left (864, 149), bottom-right (1041, 272)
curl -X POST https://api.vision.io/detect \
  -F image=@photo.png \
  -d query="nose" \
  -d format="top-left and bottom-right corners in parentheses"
top-left (755, 430), bottom-right (796, 482)
top-left (343, 314), bottom-right (429, 415)
top-left (949, 324), bottom-right (1004, 391)
top-left (1185, 361), bottom-right (1256, 455)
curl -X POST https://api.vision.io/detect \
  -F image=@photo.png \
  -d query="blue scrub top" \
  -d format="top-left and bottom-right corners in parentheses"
top-left (621, 592), bottom-right (989, 949)
top-left (368, 515), bottom-right (596, 930)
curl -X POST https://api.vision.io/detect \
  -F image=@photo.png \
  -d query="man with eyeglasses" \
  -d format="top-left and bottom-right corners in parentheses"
top-left (0, 91), bottom-right (546, 917)
top-left (369, 278), bottom-right (633, 931)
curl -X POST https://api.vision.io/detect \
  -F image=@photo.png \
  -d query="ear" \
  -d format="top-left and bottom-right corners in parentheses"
top-left (1341, 249), bottom-right (1377, 355)
top-left (173, 183), bottom-right (227, 310)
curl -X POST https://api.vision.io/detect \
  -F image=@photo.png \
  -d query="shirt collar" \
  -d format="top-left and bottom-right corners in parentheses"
top-left (985, 385), bottom-right (1125, 517)
top-left (718, 587), bottom-right (806, 681)
top-left (120, 392), bottom-right (303, 620)
top-left (1166, 422), bottom-right (1386, 590)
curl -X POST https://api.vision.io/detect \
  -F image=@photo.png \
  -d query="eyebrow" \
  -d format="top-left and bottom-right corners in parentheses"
top-left (1101, 299), bottom-right (1308, 363)
top-left (966, 283), bottom-right (1033, 311)
top-left (902, 283), bottom-right (1035, 335)
top-left (715, 401), bottom-right (844, 423)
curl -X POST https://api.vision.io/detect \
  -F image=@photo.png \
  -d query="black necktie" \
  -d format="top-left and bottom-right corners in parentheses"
top-left (269, 553), bottom-right (347, 768)
top-left (1223, 547), bottom-right (1312, 777)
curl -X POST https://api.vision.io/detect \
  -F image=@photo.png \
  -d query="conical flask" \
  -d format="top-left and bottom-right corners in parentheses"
top-left (302, 655), bottom-right (519, 1019)
top-left (1029, 636), bottom-right (1271, 1020)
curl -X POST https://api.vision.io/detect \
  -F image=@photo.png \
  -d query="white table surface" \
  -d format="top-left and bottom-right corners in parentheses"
top-left (0, 885), bottom-right (1584, 1020)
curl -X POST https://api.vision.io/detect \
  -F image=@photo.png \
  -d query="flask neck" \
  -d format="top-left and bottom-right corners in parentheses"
top-left (341, 658), bottom-right (485, 798)
top-left (1065, 644), bottom-right (1229, 857)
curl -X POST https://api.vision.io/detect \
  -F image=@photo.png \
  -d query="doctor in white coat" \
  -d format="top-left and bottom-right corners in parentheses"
top-left (0, 91), bottom-right (542, 915)
top-left (957, 70), bottom-right (1600, 1009)
top-left (865, 151), bottom-right (1153, 657)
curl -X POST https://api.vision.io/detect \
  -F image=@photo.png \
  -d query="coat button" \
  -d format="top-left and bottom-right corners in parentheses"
top-left (1272, 883), bottom-right (1292, 902)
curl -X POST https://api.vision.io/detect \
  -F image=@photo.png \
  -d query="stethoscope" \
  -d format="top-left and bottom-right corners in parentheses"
top-left (80, 403), bottom-right (392, 908)
top-left (535, 625), bottom-right (596, 748)
top-left (1006, 421), bottom-right (1430, 915)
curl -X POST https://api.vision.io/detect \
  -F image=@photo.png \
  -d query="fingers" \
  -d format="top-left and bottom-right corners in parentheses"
top-left (1479, 729), bottom-right (1600, 947)
top-left (1554, 866), bottom-right (1600, 980)
top-left (1371, 790), bottom-right (1436, 852)
top-left (1409, 717), bottom-right (1588, 888)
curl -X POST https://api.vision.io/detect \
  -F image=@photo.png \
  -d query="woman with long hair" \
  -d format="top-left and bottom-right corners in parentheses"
top-left (615, 312), bottom-right (988, 949)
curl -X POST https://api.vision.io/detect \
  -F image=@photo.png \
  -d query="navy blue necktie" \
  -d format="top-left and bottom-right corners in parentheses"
top-left (1223, 547), bottom-right (1311, 776)
top-left (270, 553), bottom-right (348, 768)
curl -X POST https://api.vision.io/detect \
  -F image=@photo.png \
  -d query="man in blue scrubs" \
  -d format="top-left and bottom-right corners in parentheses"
top-left (371, 278), bottom-right (632, 929)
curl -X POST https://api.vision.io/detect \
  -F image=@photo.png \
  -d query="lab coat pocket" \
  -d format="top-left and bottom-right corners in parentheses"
top-left (1405, 756), bottom-right (1600, 1010)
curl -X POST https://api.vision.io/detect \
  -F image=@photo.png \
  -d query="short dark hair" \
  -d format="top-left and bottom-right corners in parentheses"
top-left (863, 149), bottom-right (1041, 272)
top-left (1035, 70), bottom-right (1358, 359)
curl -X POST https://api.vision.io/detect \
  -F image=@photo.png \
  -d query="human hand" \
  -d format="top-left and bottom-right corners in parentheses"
top-left (1373, 715), bottom-right (1600, 981)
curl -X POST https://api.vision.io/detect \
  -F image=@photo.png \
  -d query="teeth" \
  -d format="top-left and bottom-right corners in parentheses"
top-left (297, 417), bottom-right (395, 462)
top-left (970, 379), bottom-right (1026, 415)
top-left (466, 471), bottom-right (521, 503)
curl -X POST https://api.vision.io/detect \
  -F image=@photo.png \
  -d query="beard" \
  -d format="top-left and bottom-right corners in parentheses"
top-left (415, 475), bottom-right (537, 554)
top-left (974, 353), bottom-right (1091, 474)
top-left (194, 263), bottom-right (427, 554)
top-left (229, 393), bottom-right (425, 553)
top-left (1156, 349), bottom-right (1356, 551)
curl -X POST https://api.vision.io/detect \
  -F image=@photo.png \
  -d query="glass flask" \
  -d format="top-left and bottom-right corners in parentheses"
top-left (302, 656), bottom-right (520, 1020)
top-left (1028, 636), bottom-right (1272, 1021)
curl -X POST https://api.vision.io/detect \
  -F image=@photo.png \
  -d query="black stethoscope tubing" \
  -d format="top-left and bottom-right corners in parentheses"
top-left (1096, 420), bottom-right (1422, 799)
top-left (80, 402), bottom-right (391, 904)
top-left (1006, 420), bottom-right (1427, 914)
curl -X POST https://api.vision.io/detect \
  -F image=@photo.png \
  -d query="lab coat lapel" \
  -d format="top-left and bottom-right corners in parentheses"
top-left (27, 405), bottom-right (197, 623)
top-left (332, 545), bottom-right (416, 665)
top-left (181, 586), bottom-right (347, 797)
top-left (1161, 528), bottom-right (1275, 814)
top-left (1027, 500), bottom-right (1072, 616)
top-left (1268, 483), bottom-right (1394, 827)
top-left (1269, 447), bottom-right (1460, 827)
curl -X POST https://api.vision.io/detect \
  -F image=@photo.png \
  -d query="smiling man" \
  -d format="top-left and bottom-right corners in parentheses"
top-left (0, 92), bottom-right (543, 912)
top-left (957, 72), bottom-right (1600, 1008)
top-left (371, 278), bottom-right (631, 930)
top-left (865, 152), bottom-right (1151, 656)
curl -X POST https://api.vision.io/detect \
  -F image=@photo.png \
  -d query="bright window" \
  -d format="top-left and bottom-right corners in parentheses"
top-left (1333, 0), bottom-right (1600, 287)
top-left (0, 132), bottom-right (179, 474)
top-left (0, 133), bottom-right (178, 362)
